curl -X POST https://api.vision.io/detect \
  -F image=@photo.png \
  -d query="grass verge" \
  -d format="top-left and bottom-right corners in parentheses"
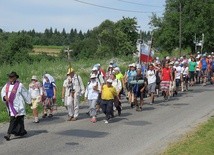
top-left (0, 56), bottom-right (133, 123)
top-left (163, 117), bottom-right (214, 155)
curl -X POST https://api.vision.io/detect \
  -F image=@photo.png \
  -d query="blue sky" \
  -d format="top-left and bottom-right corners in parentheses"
top-left (0, 0), bottom-right (165, 33)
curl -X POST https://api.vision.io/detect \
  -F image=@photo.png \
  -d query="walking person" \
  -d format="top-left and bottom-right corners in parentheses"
top-left (189, 57), bottom-right (197, 86)
top-left (101, 79), bottom-right (117, 124)
top-left (133, 68), bottom-right (147, 111)
top-left (181, 63), bottom-right (189, 91)
top-left (173, 61), bottom-right (182, 95)
top-left (111, 73), bottom-right (122, 115)
top-left (65, 68), bottom-right (85, 121)
top-left (85, 74), bottom-right (101, 123)
top-left (29, 75), bottom-right (43, 123)
top-left (160, 63), bottom-right (173, 101)
top-left (42, 74), bottom-right (56, 118)
top-left (146, 64), bottom-right (157, 104)
top-left (1, 72), bottom-right (31, 141)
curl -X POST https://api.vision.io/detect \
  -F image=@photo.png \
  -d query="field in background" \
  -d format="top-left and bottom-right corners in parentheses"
top-left (32, 45), bottom-right (63, 56)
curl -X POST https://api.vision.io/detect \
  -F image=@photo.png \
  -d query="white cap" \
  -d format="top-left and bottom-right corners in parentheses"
top-left (175, 61), bottom-right (179, 65)
top-left (211, 52), bottom-right (214, 55)
top-left (92, 67), bottom-right (98, 71)
top-left (208, 55), bottom-right (211, 57)
top-left (114, 67), bottom-right (120, 71)
top-left (166, 56), bottom-right (170, 60)
top-left (156, 57), bottom-right (159, 60)
top-left (90, 74), bottom-right (97, 79)
top-left (106, 79), bottom-right (113, 83)
top-left (109, 65), bottom-right (113, 68)
top-left (31, 75), bottom-right (38, 80)
top-left (128, 64), bottom-right (132, 67)
top-left (180, 56), bottom-right (183, 59)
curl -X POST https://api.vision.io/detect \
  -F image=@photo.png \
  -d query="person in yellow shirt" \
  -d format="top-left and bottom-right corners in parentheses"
top-left (101, 79), bottom-right (117, 123)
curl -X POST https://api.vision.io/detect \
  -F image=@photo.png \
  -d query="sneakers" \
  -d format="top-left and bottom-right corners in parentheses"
top-left (104, 120), bottom-right (109, 124)
top-left (90, 117), bottom-right (97, 123)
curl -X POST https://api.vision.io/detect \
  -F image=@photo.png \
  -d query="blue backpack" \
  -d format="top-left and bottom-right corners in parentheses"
top-left (201, 59), bottom-right (207, 70)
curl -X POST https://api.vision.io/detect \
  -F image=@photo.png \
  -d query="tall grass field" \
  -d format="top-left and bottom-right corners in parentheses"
top-left (0, 56), bottom-right (133, 123)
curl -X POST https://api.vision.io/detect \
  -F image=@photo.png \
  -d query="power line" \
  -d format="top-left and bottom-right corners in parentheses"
top-left (117, 0), bottom-right (161, 8)
top-left (73, 0), bottom-right (161, 14)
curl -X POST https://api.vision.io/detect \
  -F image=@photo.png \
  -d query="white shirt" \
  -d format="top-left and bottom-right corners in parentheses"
top-left (181, 66), bottom-right (189, 75)
top-left (72, 74), bottom-right (85, 96)
top-left (112, 79), bottom-right (122, 93)
top-left (174, 66), bottom-right (182, 79)
top-left (1, 82), bottom-right (31, 116)
top-left (146, 70), bottom-right (156, 84)
top-left (63, 77), bottom-right (73, 97)
top-left (85, 80), bottom-right (101, 100)
top-left (29, 81), bottom-right (43, 99)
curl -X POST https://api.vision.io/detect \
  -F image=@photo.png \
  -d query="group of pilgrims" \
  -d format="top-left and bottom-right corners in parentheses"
top-left (1, 52), bottom-right (214, 141)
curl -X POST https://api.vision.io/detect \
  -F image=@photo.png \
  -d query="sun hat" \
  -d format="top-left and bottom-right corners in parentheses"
top-left (31, 75), bottom-right (38, 80)
top-left (67, 68), bottom-right (74, 74)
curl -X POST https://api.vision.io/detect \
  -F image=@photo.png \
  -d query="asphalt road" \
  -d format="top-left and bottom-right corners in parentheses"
top-left (0, 85), bottom-right (214, 155)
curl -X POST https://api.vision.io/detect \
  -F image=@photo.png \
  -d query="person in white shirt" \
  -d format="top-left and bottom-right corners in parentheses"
top-left (146, 64), bottom-right (156, 104)
top-left (181, 63), bottom-right (189, 91)
top-left (64, 68), bottom-right (85, 121)
top-left (29, 75), bottom-right (43, 123)
top-left (111, 73), bottom-right (122, 115)
top-left (85, 74), bottom-right (101, 123)
top-left (174, 61), bottom-right (182, 95)
top-left (1, 72), bottom-right (31, 141)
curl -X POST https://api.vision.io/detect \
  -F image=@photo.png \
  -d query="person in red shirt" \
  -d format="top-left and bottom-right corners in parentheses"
top-left (160, 63), bottom-right (172, 101)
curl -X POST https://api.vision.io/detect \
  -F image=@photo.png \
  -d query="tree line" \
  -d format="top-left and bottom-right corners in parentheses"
top-left (150, 0), bottom-right (214, 53)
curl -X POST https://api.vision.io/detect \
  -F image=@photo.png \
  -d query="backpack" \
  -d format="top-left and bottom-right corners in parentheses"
top-left (201, 59), bottom-right (207, 70)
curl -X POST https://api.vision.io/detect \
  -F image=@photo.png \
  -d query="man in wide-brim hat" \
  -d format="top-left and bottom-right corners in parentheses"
top-left (1, 71), bottom-right (31, 141)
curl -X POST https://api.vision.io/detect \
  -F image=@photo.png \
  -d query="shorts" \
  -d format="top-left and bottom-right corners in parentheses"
top-left (160, 81), bottom-right (170, 91)
top-left (189, 71), bottom-right (195, 81)
top-left (148, 82), bottom-right (156, 93)
top-left (31, 96), bottom-right (41, 109)
top-left (135, 90), bottom-right (146, 100)
top-left (201, 70), bottom-right (207, 77)
top-left (175, 79), bottom-right (181, 87)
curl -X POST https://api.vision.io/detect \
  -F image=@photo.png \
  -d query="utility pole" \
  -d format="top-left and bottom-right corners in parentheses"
top-left (179, 2), bottom-right (182, 57)
top-left (201, 33), bottom-right (204, 54)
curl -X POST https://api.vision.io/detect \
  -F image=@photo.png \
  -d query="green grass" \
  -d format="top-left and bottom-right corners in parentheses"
top-left (33, 45), bottom-right (64, 49)
top-left (0, 56), bottom-right (133, 123)
top-left (163, 117), bottom-right (214, 155)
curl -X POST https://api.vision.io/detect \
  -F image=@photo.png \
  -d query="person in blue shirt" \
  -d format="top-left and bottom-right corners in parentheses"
top-left (42, 74), bottom-right (56, 118)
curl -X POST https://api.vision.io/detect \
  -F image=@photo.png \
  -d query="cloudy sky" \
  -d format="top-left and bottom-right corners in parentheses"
top-left (0, 0), bottom-right (165, 33)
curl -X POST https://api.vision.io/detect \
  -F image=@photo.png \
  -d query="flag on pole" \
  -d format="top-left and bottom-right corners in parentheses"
top-left (137, 43), bottom-right (154, 63)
